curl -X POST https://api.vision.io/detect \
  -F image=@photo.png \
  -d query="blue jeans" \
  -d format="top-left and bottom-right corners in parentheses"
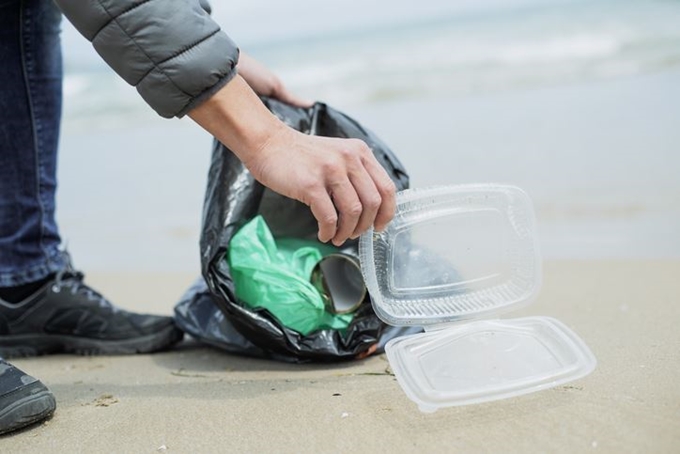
top-left (0, 0), bottom-right (66, 286)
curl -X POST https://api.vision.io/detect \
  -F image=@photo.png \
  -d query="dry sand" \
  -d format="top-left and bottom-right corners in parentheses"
top-left (3, 260), bottom-right (679, 453)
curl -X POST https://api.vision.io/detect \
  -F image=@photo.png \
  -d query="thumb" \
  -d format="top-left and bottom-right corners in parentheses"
top-left (277, 86), bottom-right (314, 108)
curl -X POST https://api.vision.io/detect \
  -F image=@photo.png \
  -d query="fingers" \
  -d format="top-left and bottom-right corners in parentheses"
top-left (348, 166), bottom-right (382, 239)
top-left (309, 192), bottom-right (338, 243)
top-left (308, 171), bottom-right (377, 246)
top-left (325, 141), bottom-right (397, 245)
top-left (276, 86), bottom-right (314, 108)
top-left (328, 179), bottom-right (362, 246)
top-left (361, 155), bottom-right (397, 232)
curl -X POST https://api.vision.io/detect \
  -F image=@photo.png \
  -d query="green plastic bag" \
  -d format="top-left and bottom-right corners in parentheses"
top-left (228, 216), bottom-right (353, 336)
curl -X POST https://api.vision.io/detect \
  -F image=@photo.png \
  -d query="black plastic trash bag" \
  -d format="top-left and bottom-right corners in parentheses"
top-left (175, 277), bottom-right (421, 363)
top-left (174, 98), bottom-right (420, 362)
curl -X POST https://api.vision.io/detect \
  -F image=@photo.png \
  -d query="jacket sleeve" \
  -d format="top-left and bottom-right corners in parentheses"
top-left (55, 0), bottom-right (239, 118)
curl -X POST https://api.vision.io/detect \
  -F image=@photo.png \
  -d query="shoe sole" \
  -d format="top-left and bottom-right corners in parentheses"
top-left (0, 325), bottom-right (183, 358)
top-left (0, 389), bottom-right (56, 436)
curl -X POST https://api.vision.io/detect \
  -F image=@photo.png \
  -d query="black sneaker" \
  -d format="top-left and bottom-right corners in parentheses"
top-left (0, 358), bottom-right (56, 435)
top-left (0, 265), bottom-right (183, 358)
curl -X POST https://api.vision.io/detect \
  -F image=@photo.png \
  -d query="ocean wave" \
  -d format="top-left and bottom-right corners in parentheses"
top-left (497, 34), bottom-right (622, 63)
top-left (271, 2), bottom-right (680, 106)
top-left (62, 0), bottom-right (680, 128)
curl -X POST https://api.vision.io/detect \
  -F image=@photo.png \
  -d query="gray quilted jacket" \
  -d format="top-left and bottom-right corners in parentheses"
top-left (55, 0), bottom-right (239, 118)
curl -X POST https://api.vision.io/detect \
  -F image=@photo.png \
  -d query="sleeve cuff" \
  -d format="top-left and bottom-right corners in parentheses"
top-left (176, 66), bottom-right (238, 118)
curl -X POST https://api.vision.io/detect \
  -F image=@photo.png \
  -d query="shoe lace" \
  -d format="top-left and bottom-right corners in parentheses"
top-left (51, 251), bottom-right (117, 311)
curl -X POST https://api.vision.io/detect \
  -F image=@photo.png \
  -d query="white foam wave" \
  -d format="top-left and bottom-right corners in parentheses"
top-left (498, 35), bottom-right (622, 63)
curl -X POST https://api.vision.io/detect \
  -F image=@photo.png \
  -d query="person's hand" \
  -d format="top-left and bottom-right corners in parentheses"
top-left (245, 125), bottom-right (397, 245)
top-left (237, 52), bottom-right (313, 108)
top-left (189, 76), bottom-right (397, 245)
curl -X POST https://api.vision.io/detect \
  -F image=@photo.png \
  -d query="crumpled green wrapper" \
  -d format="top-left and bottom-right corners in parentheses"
top-left (228, 215), bottom-right (353, 335)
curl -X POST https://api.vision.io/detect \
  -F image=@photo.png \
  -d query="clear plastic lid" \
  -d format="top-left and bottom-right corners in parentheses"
top-left (359, 185), bottom-right (542, 326)
top-left (359, 185), bottom-right (596, 411)
top-left (385, 316), bottom-right (597, 412)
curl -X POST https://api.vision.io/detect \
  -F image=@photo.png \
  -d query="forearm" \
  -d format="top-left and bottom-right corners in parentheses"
top-left (188, 75), bottom-right (285, 168)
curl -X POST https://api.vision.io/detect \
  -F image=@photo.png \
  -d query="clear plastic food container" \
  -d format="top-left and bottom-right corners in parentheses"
top-left (359, 185), bottom-right (596, 412)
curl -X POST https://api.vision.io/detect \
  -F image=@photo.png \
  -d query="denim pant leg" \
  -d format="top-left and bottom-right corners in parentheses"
top-left (0, 0), bottom-right (66, 286)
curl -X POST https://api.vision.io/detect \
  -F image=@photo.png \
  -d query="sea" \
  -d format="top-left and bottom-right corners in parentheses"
top-left (56, 0), bottom-right (680, 272)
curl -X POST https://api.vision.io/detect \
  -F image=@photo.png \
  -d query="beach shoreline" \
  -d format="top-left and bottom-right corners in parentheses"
top-left (4, 259), bottom-right (679, 452)
top-left (55, 69), bottom-right (680, 277)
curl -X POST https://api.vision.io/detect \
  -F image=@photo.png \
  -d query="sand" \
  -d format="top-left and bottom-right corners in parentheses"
top-left (3, 259), bottom-right (680, 453)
